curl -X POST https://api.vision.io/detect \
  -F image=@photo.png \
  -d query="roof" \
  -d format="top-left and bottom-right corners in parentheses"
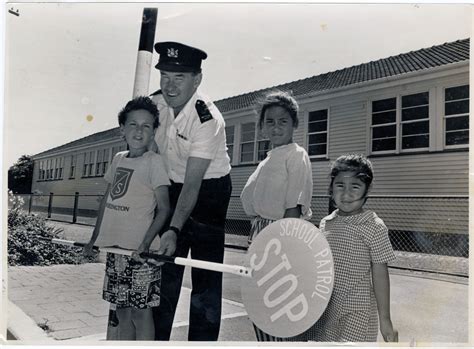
top-left (34, 38), bottom-right (469, 159)
top-left (33, 127), bottom-right (122, 158)
top-left (214, 38), bottom-right (469, 113)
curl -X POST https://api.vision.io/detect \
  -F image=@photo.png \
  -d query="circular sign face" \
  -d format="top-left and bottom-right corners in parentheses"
top-left (241, 218), bottom-right (334, 338)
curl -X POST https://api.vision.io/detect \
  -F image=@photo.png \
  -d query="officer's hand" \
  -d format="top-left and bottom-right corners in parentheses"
top-left (149, 230), bottom-right (177, 266)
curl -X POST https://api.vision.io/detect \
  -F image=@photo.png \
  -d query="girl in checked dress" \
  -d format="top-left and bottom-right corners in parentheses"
top-left (306, 154), bottom-right (398, 342)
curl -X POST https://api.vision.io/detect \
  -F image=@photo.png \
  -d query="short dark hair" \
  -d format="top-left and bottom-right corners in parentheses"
top-left (329, 154), bottom-right (374, 197)
top-left (257, 91), bottom-right (299, 129)
top-left (118, 96), bottom-right (159, 129)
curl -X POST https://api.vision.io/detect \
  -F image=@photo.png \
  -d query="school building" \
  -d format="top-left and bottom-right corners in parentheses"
top-left (30, 38), bottom-right (469, 256)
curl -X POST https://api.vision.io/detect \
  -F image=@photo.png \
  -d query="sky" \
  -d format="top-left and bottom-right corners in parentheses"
top-left (3, 2), bottom-right (472, 167)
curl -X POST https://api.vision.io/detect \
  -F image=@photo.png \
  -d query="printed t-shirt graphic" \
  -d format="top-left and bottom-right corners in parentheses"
top-left (110, 167), bottom-right (134, 200)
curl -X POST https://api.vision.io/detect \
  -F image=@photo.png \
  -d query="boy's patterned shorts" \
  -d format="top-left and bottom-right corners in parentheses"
top-left (102, 252), bottom-right (161, 309)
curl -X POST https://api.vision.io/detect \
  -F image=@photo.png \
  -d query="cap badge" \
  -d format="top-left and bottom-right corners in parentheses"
top-left (167, 48), bottom-right (179, 58)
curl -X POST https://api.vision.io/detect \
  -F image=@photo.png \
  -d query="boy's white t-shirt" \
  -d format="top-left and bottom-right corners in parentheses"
top-left (94, 151), bottom-right (170, 251)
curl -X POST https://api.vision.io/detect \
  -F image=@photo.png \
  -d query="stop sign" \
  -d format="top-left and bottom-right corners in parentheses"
top-left (241, 218), bottom-right (334, 338)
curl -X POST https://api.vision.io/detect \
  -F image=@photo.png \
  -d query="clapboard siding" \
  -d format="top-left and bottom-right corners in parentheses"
top-left (292, 114), bottom-right (306, 145)
top-left (311, 160), bottom-right (332, 194)
top-left (369, 152), bottom-right (468, 195)
top-left (229, 165), bottom-right (258, 195)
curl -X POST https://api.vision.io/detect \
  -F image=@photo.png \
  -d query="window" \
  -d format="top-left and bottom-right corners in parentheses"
top-left (307, 109), bottom-right (328, 157)
top-left (240, 123), bottom-right (256, 163)
top-left (46, 159), bottom-right (51, 180)
top-left (38, 161), bottom-right (44, 180)
top-left (103, 149), bottom-right (109, 174)
top-left (69, 155), bottom-right (76, 178)
top-left (401, 92), bottom-right (429, 150)
top-left (236, 122), bottom-right (271, 164)
top-left (96, 150), bottom-right (102, 176)
top-left (58, 157), bottom-right (64, 179)
top-left (225, 126), bottom-right (234, 163)
top-left (371, 91), bottom-right (429, 153)
top-left (83, 151), bottom-right (95, 177)
top-left (54, 158), bottom-right (59, 179)
top-left (83, 153), bottom-right (88, 177)
top-left (88, 151), bottom-right (94, 176)
top-left (256, 129), bottom-right (270, 161)
top-left (444, 85), bottom-right (469, 147)
top-left (371, 98), bottom-right (397, 152)
top-left (112, 144), bottom-right (126, 158)
top-left (96, 148), bottom-right (110, 176)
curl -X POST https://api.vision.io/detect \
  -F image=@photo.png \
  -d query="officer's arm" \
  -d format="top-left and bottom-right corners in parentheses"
top-left (157, 156), bottom-right (211, 256)
top-left (172, 156), bottom-right (210, 229)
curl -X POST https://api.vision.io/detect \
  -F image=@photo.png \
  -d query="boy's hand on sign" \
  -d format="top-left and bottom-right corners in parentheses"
top-left (133, 244), bottom-right (149, 263)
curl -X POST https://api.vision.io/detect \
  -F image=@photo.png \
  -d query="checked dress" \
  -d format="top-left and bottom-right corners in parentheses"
top-left (295, 209), bottom-right (396, 342)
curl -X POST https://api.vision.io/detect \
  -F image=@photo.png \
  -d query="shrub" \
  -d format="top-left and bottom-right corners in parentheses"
top-left (8, 192), bottom-right (96, 266)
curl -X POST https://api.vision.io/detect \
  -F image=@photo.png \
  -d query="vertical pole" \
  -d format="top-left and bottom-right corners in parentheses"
top-left (132, 8), bottom-right (158, 97)
top-left (28, 194), bottom-right (33, 214)
top-left (47, 193), bottom-right (53, 218)
top-left (72, 192), bottom-right (79, 224)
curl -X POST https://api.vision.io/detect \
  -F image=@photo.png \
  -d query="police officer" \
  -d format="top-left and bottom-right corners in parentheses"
top-left (150, 41), bottom-right (232, 341)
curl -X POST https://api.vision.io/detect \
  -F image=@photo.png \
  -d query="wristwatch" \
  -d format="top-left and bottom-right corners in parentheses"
top-left (168, 226), bottom-right (180, 235)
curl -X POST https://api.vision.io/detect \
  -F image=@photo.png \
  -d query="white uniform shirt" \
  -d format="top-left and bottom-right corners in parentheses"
top-left (152, 89), bottom-right (231, 183)
top-left (240, 143), bottom-right (313, 220)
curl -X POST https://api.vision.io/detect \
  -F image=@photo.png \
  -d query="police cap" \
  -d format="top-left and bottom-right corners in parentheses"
top-left (154, 41), bottom-right (207, 73)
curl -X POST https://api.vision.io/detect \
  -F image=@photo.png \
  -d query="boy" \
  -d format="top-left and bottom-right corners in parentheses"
top-left (84, 96), bottom-right (170, 340)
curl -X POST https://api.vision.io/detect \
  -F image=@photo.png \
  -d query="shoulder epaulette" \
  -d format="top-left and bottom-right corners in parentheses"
top-left (195, 99), bottom-right (213, 123)
top-left (150, 89), bottom-right (162, 96)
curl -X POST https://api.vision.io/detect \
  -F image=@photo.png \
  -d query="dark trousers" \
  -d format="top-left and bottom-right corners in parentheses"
top-left (153, 174), bottom-right (232, 341)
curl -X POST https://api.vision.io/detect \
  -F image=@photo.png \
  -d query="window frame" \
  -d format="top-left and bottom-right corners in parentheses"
top-left (400, 91), bottom-right (430, 152)
top-left (225, 125), bottom-right (235, 164)
top-left (369, 89), bottom-right (432, 155)
top-left (443, 84), bottom-right (469, 150)
top-left (237, 121), bottom-right (271, 165)
top-left (306, 108), bottom-right (329, 159)
top-left (239, 122), bottom-right (257, 164)
top-left (82, 151), bottom-right (96, 178)
top-left (69, 155), bottom-right (76, 179)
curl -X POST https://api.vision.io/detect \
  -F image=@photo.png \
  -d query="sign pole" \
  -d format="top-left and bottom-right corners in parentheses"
top-left (133, 8), bottom-right (158, 97)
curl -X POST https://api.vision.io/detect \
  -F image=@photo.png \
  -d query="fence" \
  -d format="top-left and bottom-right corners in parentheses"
top-left (11, 193), bottom-right (469, 259)
top-left (11, 193), bottom-right (101, 226)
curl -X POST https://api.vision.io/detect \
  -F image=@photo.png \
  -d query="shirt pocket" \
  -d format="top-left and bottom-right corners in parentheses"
top-left (175, 135), bottom-right (191, 159)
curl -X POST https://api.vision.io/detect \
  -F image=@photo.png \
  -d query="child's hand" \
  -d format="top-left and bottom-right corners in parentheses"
top-left (132, 244), bottom-right (149, 263)
top-left (82, 241), bottom-right (95, 257)
top-left (380, 318), bottom-right (398, 342)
